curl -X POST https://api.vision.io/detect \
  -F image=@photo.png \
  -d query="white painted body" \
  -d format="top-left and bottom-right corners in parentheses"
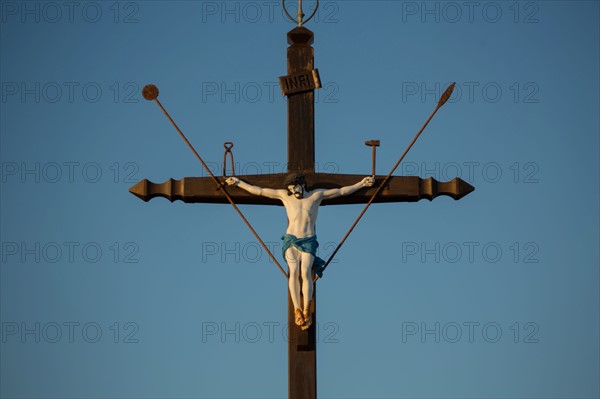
top-left (226, 175), bottom-right (374, 326)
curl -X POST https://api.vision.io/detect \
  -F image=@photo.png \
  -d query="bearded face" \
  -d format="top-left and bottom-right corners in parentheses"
top-left (288, 184), bottom-right (305, 199)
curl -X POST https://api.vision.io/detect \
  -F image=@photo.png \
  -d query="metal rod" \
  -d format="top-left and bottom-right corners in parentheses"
top-left (372, 146), bottom-right (376, 176)
top-left (314, 83), bottom-right (456, 282)
top-left (151, 96), bottom-right (289, 279)
top-left (298, 0), bottom-right (304, 25)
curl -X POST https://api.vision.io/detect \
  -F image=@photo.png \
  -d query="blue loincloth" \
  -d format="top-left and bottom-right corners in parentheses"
top-left (281, 234), bottom-right (326, 278)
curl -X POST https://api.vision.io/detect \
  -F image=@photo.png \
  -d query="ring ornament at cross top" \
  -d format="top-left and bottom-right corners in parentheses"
top-left (282, 0), bottom-right (319, 26)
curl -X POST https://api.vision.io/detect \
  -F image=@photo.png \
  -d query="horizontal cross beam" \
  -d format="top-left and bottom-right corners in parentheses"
top-left (129, 173), bottom-right (474, 205)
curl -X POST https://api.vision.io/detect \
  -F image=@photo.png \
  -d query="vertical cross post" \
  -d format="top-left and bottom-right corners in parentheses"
top-left (287, 27), bottom-right (316, 174)
top-left (286, 26), bottom-right (317, 399)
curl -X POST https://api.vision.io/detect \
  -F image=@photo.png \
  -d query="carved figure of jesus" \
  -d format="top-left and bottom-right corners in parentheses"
top-left (226, 174), bottom-right (375, 329)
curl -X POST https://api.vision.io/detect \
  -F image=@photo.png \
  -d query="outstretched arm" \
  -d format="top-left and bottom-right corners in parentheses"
top-left (225, 177), bottom-right (286, 200)
top-left (321, 177), bottom-right (375, 199)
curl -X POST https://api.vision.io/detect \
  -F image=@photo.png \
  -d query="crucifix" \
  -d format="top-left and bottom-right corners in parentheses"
top-left (129, 1), bottom-right (474, 397)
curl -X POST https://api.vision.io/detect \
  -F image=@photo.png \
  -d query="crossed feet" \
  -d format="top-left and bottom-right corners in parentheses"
top-left (294, 308), bottom-right (312, 331)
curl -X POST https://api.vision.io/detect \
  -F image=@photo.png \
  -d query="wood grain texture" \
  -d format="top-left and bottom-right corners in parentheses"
top-left (287, 27), bottom-right (315, 174)
top-left (288, 286), bottom-right (317, 399)
top-left (129, 174), bottom-right (474, 205)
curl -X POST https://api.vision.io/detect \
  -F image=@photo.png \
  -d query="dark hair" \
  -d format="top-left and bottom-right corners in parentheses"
top-left (285, 174), bottom-right (307, 196)
top-left (284, 173), bottom-right (306, 187)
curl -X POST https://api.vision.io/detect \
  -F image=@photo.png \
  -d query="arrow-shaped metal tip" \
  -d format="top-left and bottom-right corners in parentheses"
top-left (437, 82), bottom-right (456, 108)
top-left (418, 177), bottom-right (475, 201)
top-left (453, 177), bottom-right (475, 200)
top-left (129, 179), bottom-right (149, 201)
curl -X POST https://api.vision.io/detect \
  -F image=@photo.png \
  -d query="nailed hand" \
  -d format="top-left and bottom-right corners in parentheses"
top-left (362, 176), bottom-right (375, 187)
top-left (226, 177), bottom-right (240, 186)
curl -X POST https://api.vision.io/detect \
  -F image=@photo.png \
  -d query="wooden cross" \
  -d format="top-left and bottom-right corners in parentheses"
top-left (130, 25), bottom-right (473, 399)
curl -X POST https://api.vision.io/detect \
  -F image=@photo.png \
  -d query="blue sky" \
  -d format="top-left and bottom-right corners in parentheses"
top-left (1, 1), bottom-right (599, 398)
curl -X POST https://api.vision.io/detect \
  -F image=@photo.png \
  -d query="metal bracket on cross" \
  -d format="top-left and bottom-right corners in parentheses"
top-left (222, 142), bottom-right (235, 178)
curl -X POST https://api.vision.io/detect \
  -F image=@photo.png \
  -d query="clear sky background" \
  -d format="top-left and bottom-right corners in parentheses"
top-left (1, 1), bottom-right (598, 398)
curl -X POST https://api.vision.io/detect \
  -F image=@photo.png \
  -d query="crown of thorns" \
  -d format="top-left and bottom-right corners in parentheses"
top-left (284, 174), bottom-right (306, 187)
